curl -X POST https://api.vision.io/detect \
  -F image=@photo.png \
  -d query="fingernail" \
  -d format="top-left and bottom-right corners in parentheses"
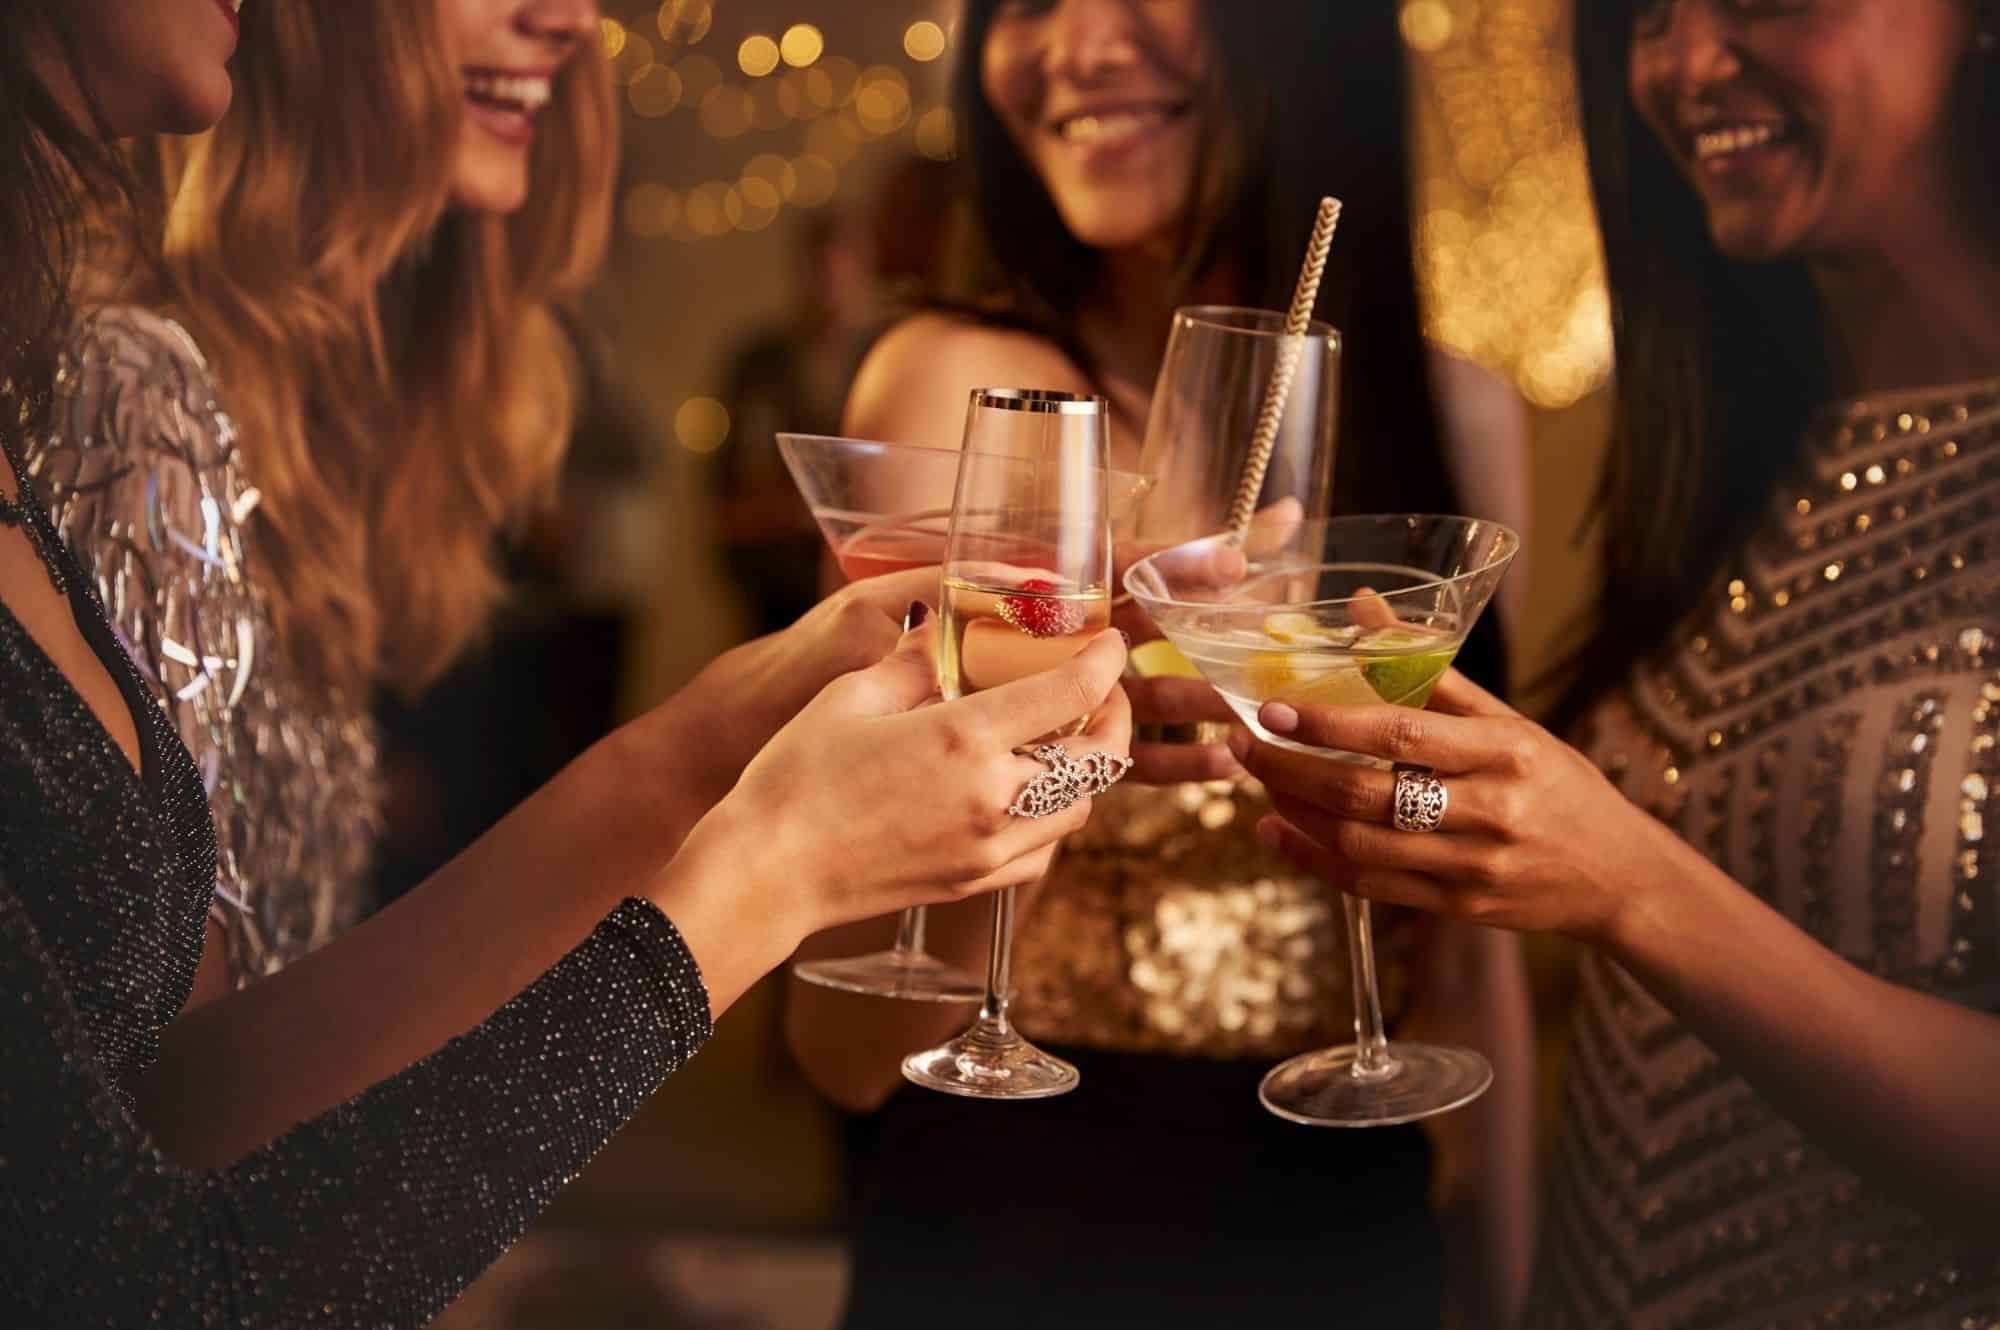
top-left (1226, 728), bottom-right (1250, 763)
top-left (1262, 702), bottom-right (1299, 734)
top-left (1256, 816), bottom-right (1284, 850)
top-left (903, 601), bottom-right (930, 631)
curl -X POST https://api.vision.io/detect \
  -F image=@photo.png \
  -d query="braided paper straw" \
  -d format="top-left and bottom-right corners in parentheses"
top-left (1226, 196), bottom-right (1342, 539)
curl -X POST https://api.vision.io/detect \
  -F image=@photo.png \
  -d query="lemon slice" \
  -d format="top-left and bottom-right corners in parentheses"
top-left (1264, 613), bottom-right (1360, 647)
top-left (1130, 638), bottom-right (1202, 678)
top-left (1244, 652), bottom-right (1379, 707)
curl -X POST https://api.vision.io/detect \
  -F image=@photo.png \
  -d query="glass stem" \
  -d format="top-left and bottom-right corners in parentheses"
top-left (1343, 893), bottom-right (1398, 1080)
top-left (891, 906), bottom-right (927, 958)
top-left (976, 887), bottom-right (1015, 1035)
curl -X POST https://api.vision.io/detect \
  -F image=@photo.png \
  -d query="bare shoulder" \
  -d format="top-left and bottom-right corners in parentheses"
top-left (844, 312), bottom-right (1095, 448)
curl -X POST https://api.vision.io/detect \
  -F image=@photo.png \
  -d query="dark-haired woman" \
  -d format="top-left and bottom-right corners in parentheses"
top-left (784, 3), bottom-right (1536, 1327)
top-left (0, 3), bottom-right (1133, 1324)
top-left (1236, 1), bottom-right (2000, 1324)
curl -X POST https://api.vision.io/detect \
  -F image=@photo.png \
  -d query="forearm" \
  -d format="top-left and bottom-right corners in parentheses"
top-left (137, 732), bottom-right (693, 1166)
top-left (1609, 831), bottom-right (2000, 1238)
top-left (1405, 921), bottom-right (1538, 1330)
top-left (783, 895), bottom-right (998, 1112)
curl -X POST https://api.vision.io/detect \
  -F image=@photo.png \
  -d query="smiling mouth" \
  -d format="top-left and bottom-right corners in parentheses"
top-left (1050, 103), bottom-right (1191, 149)
top-left (464, 70), bottom-right (554, 117)
top-left (1691, 121), bottom-right (1795, 164)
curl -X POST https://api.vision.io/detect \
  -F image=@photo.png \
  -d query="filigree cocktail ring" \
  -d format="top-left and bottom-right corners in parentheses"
top-left (1007, 744), bottom-right (1134, 820)
top-left (1391, 764), bottom-right (1449, 834)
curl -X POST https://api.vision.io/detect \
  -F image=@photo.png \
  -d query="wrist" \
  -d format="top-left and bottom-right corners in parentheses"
top-left (1594, 817), bottom-right (1724, 968)
top-left (645, 797), bottom-right (814, 1019)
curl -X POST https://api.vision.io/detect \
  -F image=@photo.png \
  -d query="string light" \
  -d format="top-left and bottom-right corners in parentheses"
top-left (599, 17), bottom-right (627, 59)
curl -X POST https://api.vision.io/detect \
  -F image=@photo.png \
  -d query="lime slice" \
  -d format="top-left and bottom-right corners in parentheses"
top-left (1130, 638), bottom-right (1202, 679)
top-left (1360, 649), bottom-right (1459, 707)
top-left (1358, 623), bottom-right (1448, 651)
top-left (1245, 652), bottom-right (1380, 707)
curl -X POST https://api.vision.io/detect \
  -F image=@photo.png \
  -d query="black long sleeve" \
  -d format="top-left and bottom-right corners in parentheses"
top-left (0, 881), bottom-right (710, 1328)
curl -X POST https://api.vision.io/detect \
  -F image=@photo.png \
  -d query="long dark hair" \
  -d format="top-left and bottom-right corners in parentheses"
top-left (1549, 0), bottom-right (2000, 732)
top-left (0, 3), bottom-right (140, 440)
top-left (947, 0), bottom-right (1458, 522)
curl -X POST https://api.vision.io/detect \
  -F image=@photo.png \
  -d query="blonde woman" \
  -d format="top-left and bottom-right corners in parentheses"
top-left (35, 0), bottom-right (621, 987)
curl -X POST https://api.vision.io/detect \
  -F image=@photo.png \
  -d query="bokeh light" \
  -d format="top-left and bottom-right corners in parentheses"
top-left (1399, 0), bottom-right (1454, 52)
top-left (599, 18), bottom-right (627, 59)
top-left (903, 20), bottom-right (947, 62)
top-left (699, 85), bottom-right (755, 139)
top-left (674, 53), bottom-right (723, 103)
top-left (780, 23), bottom-right (825, 68)
top-left (676, 397), bottom-right (731, 453)
top-left (608, 31), bottom-right (655, 85)
top-left (738, 34), bottom-right (780, 78)
top-left (627, 63), bottom-right (683, 117)
top-left (914, 107), bottom-right (957, 161)
top-left (622, 183), bottom-right (679, 238)
top-left (788, 155), bottom-right (839, 208)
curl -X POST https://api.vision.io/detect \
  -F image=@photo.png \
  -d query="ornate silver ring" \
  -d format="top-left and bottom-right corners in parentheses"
top-left (1391, 764), bottom-right (1448, 834)
top-left (1007, 744), bottom-right (1133, 820)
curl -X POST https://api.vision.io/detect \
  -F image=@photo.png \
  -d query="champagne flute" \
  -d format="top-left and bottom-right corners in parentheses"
top-left (901, 389), bottom-right (1112, 1099)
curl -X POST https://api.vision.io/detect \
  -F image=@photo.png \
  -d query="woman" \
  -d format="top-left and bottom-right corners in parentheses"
top-left (33, 0), bottom-right (619, 984)
top-left (0, 2), bottom-right (1132, 1323)
top-left (1237, 0), bottom-right (2000, 1324)
top-left (785, 3), bottom-right (1537, 1326)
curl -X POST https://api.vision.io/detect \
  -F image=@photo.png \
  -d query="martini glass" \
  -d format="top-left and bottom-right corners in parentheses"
top-left (776, 433), bottom-right (985, 1003)
top-left (1124, 514), bottom-right (1518, 1126)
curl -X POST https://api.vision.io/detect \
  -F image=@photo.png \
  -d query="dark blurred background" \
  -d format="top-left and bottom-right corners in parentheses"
top-left (376, 2), bottom-right (1614, 1325)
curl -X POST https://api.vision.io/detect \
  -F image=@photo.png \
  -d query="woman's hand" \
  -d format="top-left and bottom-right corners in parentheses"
top-left (1232, 668), bottom-right (1680, 946)
top-left (626, 568), bottom-right (942, 825)
top-left (664, 620), bottom-right (1132, 1005)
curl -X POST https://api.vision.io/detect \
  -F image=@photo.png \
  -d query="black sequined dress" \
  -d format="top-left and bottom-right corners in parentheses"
top-left (0, 521), bottom-right (713, 1326)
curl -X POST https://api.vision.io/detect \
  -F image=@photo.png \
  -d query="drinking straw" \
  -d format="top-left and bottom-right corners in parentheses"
top-left (1226, 196), bottom-right (1342, 538)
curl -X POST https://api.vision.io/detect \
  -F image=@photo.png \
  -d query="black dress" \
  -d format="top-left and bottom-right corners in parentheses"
top-left (837, 613), bottom-right (1506, 1330)
top-left (0, 532), bottom-right (713, 1327)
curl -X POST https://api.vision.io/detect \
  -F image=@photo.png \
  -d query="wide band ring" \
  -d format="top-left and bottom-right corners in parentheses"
top-left (1007, 744), bottom-right (1133, 820)
top-left (1391, 764), bottom-right (1448, 834)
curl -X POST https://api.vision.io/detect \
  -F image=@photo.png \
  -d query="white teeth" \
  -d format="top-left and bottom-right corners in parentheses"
top-left (1694, 123), bottom-right (1785, 160)
top-left (464, 72), bottom-right (553, 113)
top-left (1058, 108), bottom-right (1170, 146)
top-left (232, 0), bottom-right (243, 11)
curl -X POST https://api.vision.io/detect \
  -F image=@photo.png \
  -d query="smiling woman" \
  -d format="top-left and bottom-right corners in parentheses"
top-left (24, 0), bottom-right (618, 989)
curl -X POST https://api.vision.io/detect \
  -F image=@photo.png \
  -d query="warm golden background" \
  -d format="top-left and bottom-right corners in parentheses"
top-left (434, 1), bottom-right (1611, 1324)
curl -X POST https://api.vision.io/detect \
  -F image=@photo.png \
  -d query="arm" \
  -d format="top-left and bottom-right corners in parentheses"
top-left (1427, 347), bottom-right (1531, 631)
top-left (136, 563), bottom-right (947, 1167)
top-left (0, 870), bottom-right (712, 1330)
top-left (1237, 674), bottom-right (2000, 1241)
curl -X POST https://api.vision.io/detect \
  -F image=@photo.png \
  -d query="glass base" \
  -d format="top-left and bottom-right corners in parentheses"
top-left (791, 950), bottom-right (983, 1004)
top-left (1258, 1040), bottom-right (1491, 1127)
top-left (901, 1019), bottom-right (1080, 1100)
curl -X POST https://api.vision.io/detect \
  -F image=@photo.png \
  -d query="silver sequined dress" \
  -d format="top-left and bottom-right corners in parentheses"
top-left (1532, 379), bottom-right (2000, 1327)
top-left (21, 305), bottom-right (379, 983)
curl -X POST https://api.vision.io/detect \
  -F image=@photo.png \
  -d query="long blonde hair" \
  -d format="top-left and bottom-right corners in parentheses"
top-left (141, 0), bottom-right (618, 695)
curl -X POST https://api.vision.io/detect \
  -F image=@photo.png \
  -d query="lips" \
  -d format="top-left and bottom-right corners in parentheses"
top-left (212, 0), bottom-right (240, 36)
top-left (1048, 101), bottom-right (1190, 150)
top-left (463, 68), bottom-right (556, 148)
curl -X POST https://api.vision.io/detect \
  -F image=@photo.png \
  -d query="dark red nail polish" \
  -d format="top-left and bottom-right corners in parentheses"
top-left (904, 601), bottom-right (931, 631)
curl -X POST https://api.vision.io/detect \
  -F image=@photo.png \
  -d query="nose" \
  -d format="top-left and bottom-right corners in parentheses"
top-left (1045, 0), bottom-right (1144, 83)
top-left (1639, 0), bottom-right (1744, 109)
top-left (519, 0), bottom-right (597, 46)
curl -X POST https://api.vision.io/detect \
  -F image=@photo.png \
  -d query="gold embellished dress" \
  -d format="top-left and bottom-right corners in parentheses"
top-left (21, 307), bottom-right (380, 984)
top-left (1533, 378), bottom-right (2000, 1327)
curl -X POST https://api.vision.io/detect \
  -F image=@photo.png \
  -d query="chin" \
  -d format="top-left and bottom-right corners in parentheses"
top-left (160, 74), bottom-right (235, 135)
top-left (450, 174), bottom-right (531, 217)
top-left (1056, 199), bottom-right (1180, 254)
